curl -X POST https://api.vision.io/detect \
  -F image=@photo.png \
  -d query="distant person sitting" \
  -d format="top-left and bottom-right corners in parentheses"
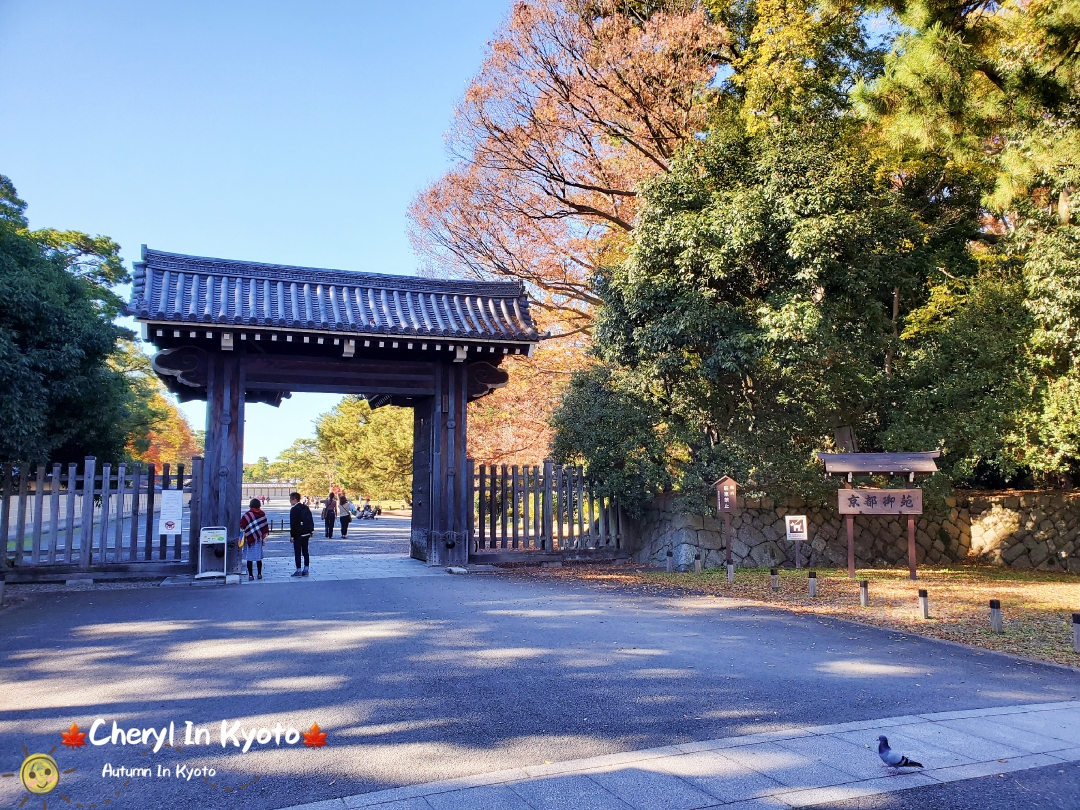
top-left (289, 491), bottom-right (314, 577)
top-left (239, 498), bottom-right (269, 581)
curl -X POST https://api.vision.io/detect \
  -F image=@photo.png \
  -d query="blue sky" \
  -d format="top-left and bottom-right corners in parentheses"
top-left (0, 0), bottom-right (509, 461)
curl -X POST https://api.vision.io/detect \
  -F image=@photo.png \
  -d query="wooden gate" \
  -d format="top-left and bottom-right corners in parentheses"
top-left (468, 461), bottom-right (628, 563)
top-left (1, 456), bottom-right (201, 581)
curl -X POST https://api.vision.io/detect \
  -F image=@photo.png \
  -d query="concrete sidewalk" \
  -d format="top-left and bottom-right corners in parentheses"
top-left (284, 701), bottom-right (1080, 810)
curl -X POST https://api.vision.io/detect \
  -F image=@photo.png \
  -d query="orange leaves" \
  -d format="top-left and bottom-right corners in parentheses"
top-left (302, 723), bottom-right (327, 748)
top-left (128, 391), bottom-right (202, 467)
top-left (61, 723), bottom-right (86, 748)
top-left (410, 1), bottom-right (728, 337)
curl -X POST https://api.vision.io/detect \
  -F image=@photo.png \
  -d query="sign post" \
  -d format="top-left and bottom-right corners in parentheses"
top-left (785, 514), bottom-right (808, 569)
top-left (714, 477), bottom-right (738, 583)
top-left (837, 488), bottom-right (924, 580)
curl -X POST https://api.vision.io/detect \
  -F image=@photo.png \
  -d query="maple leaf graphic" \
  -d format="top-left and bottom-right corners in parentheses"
top-left (302, 723), bottom-right (327, 748)
top-left (61, 722), bottom-right (86, 748)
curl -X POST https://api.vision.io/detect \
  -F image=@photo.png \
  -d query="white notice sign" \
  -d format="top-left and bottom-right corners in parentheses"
top-left (785, 515), bottom-right (808, 542)
top-left (159, 489), bottom-right (184, 537)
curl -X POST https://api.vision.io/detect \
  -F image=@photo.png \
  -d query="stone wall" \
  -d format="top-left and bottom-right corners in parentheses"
top-left (633, 491), bottom-right (1080, 573)
top-left (967, 491), bottom-right (1080, 573)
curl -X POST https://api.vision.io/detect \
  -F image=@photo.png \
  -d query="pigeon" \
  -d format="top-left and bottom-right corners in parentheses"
top-left (878, 736), bottom-right (923, 769)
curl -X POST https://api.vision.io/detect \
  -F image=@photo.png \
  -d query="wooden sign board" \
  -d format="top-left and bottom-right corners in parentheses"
top-left (838, 488), bottom-right (922, 515)
top-left (714, 476), bottom-right (738, 512)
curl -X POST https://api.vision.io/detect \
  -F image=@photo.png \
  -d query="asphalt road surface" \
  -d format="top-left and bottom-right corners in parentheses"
top-left (2, 570), bottom-right (1077, 809)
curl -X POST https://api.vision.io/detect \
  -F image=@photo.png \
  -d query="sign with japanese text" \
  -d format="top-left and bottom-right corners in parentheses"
top-left (159, 489), bottom-right (184, 537)
top-left (838, 488), bottom-right (922, 515)
top-left (715, 476), bottom-right (738, 512)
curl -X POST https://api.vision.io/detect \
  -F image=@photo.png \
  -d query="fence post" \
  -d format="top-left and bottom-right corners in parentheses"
top-left (48, 463), bottom-right (61, 564)
top-left (64, 463), bottom-right (77, 563)
top-left (173, 464), bottom-right (184, 560)
top-left (159, 463), bottom-right (170, 560)
top-left (144, 463), bottom-right (156, 560)
top-left (79, 457), bottom-right (97, 569)
top-left (0, 463), bottom-right (11, 566)
top-left (466, 458), bottom-right (476, 553)
top-left (478, 464), bottom-right (486, 550)
top-left (129, 464), bottom-right (142, 562)
top-left (187, 457), bottom-right (202, 569)
top-left (542, 460), bottom-right (553, 551)
top-left (14, 464), bottom-right (28, 567)
top-left (97, 463), bottom-right (113, 563)
top-left (31, 464), bottom-right (46, 564)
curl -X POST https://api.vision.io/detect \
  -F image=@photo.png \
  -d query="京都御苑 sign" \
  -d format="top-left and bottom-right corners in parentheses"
top-left (838, 489), bottom-right (922, 515)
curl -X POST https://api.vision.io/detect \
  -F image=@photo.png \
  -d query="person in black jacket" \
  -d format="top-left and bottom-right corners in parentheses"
top-left (288, 492), bottom-right (314, 577)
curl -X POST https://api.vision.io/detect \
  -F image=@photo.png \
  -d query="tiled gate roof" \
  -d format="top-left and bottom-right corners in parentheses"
top-left (127, 247), bottom-right (539, 343)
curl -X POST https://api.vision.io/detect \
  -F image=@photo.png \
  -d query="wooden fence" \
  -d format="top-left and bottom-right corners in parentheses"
top-left (1, 456), bottom-right (201, 575)
top-left (469, 461), bottom-right (627, 558)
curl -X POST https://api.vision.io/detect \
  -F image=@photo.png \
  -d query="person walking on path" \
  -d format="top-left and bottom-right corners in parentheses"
top-left (289, 491), bottom-right (315, 577)
top-left (337, 493), bottom-right (355, 537)
top-left (239, 498), bottom-right (269, 581)
top-left (322, 491), bottom-right (337, 538)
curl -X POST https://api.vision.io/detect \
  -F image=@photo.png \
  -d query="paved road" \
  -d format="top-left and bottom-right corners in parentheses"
top-left (257, 507), bottom-right (412, 557)
top-left (1, 571), bottom-right (1077, 809)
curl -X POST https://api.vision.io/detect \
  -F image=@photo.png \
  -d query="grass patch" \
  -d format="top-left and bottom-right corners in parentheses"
top-left (508, 562), bottom-right (1080, 667)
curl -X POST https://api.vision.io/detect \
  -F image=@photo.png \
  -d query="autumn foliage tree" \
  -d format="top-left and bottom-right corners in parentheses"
top-left (410, 1), bottom-right (729, 462)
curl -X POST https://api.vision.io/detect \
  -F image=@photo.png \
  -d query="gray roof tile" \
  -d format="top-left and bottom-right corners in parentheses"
top-left (127, 248), bottom-right (539, 343)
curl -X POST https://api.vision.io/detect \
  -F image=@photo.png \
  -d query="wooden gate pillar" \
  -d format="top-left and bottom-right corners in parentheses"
top-left (200, 350), bottom-right (246, 572)
top-left (415, 361), bottom-right (469, 566)
top-left (410, 398), bottom-right (433, 561)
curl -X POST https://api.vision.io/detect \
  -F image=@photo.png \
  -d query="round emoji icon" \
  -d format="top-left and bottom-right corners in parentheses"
top-left (19, 752), bottom-right (60, 795)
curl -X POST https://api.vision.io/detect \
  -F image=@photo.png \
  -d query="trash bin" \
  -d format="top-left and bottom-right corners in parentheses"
top-left (196, 527), bottom-right (229, 580)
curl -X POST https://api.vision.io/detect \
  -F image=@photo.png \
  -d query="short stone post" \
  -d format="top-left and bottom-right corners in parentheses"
top-left (808, 571), bottom-right (817, 597)
top-left (1073, 613), bottom-right (1079, 654)
top-left (694, 553), bottom-right (702, 574)
top-left (666, 549), bottom-right (674, 573)
top-left (0, 570), bottom-right (5, 608)
top-left (727, 563), bottom-right (734, 584)
top-left (989, 599), bottom-right (1003, 634)
top-left (918, 589), bottom-right (929, 619)
top-left (770, 568), bottom-right (779, 591)
top-left (859, 580), bottom-right (869, 608)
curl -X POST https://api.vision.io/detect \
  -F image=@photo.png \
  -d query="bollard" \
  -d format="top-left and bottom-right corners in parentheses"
top-left (808, 571), bottom-right (817, 598)
top-left (989, 599), bottom-right (1003, 634)
top-left (859, 579), bottom-right (869, 608)
top-left (694, 553), bottom-right (702, 575)
top-left (666, 550), bottom-right (674, 573)
top-left (0, 572), bottom-right (5, 608)
top-left (1073, 613), bottom-right (1080, 654)
top-left (918, 589), bottom-right (929, 619)
top-left (727, 563), bottom-right (735, 584)
top-left (770, 568), bottom-right (779, 591)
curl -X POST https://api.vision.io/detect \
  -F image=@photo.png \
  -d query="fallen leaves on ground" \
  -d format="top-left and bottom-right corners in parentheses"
top-left (501, 562), bottom-right (1080, 667)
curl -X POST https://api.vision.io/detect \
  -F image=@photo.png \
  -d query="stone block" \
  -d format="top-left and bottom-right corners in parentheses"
top-left (760, 496), bottom-right (774, 510)
top-left (1028, 541), bottom-right (1050, 567)
top-left (1004, 496), bottom-right (1021, 509)
top-left (1011, 554), bottom-right (1033, 570)
top-left (697, 530), bottom-right (722, 549)
top-left (944, 496), bottom-right (957, 507)
top-left (740, 525), bottom-right (766, 547)
top-left (671, 513), bottom-right (704, 531)
top-left (1001, 542), bottom-right (1028, 563)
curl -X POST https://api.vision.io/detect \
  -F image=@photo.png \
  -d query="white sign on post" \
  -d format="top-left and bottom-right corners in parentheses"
top-left (785, 515), bottom-right (808, 542)
top-left (159, 489), bottom-right (184, 537)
